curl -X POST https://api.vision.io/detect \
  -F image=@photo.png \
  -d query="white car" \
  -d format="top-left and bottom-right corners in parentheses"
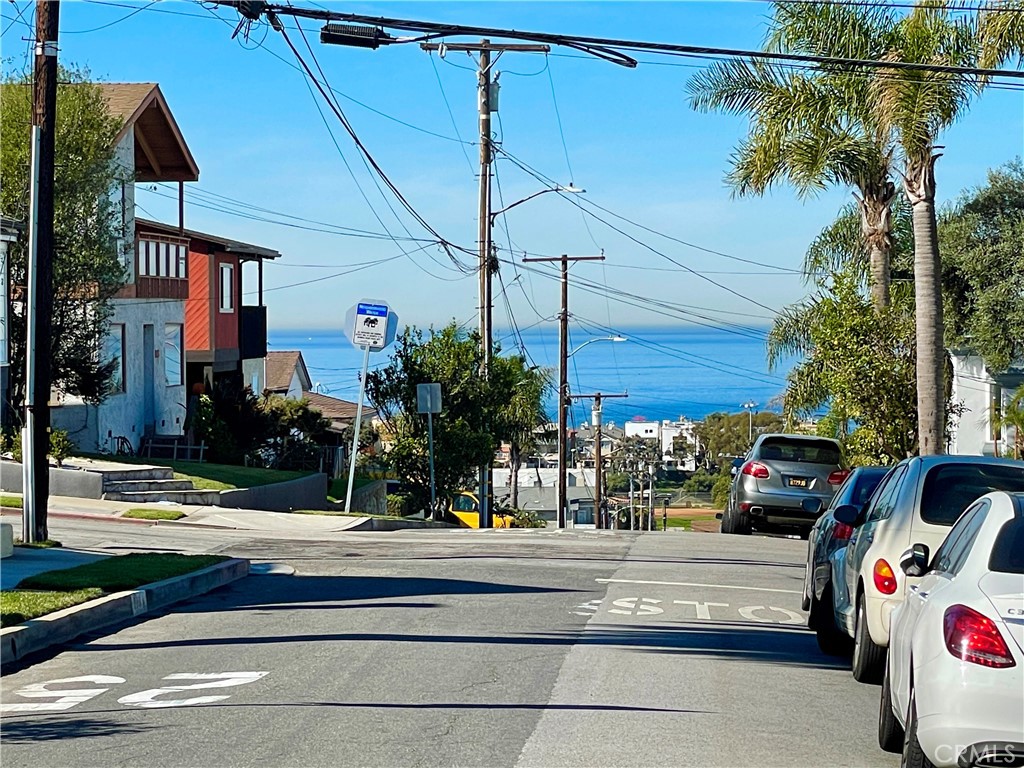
top-left (833, 456), bottom-right (1024, 683)
top-left (879, 491), bottom-right (1024, 768)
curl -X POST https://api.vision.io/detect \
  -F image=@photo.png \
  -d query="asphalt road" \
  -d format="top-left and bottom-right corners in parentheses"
top-left (0, 522), bottom-right (899, 768)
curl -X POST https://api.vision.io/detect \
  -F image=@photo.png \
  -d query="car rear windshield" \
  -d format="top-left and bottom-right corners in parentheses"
top-left (990, 516), bottom-right (1024, 575)
top-left (850, 468), bottom-right (889, 507)
top-left (758, 438), bottom-right (842, 465)
top-left (920, 464), bottom-right (1024, 526)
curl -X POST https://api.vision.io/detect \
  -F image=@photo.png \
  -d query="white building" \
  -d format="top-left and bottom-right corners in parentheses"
top-left (52, 84), bottom-right (199, 454)
top-left (949, 351), bottom-right (1022, 457)
top-left (624, 417), bottom-right (699, 472)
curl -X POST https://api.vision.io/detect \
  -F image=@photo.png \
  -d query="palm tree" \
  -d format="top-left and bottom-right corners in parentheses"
top-left (995, 386), bottom-right (1024, 459)
top-left (688, 2), bottom-right (901, 311)
top-left (869, 4), bottom-right (984, 455)
top-left (492, 357), bottom-right (551, 510)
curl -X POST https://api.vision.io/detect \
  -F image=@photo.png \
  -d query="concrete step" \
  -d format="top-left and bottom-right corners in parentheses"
top-left (102, 489), bottom-right (221, 506)
top-left (103, 479), bottom-right (196, 493)
top-left (95, 467), bottom-right (175, 482)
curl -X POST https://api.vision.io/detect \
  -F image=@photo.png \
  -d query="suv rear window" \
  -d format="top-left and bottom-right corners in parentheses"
top-left (990, 517), bottom-right (1024, 574)
top-left (920, 464), bottom-right (1024, 526)
top-left (758, 437), bottom-right (842, 465)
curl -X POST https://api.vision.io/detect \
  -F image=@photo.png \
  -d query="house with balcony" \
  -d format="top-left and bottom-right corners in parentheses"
top-left (52, 83), bottom-right (198, 453)
top-left (51, 82), bottom-right (278, 455)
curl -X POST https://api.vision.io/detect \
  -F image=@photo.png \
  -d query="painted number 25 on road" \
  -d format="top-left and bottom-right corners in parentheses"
top-left (1, 672), bottom-right (268, 713)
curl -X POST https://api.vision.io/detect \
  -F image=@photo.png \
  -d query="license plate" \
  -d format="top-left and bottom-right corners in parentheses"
top-left (788, 477), bottom-right (808, 488)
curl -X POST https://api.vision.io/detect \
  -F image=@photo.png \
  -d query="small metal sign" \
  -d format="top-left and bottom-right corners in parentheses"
top-left (352, 301), bottom-right (389, 348)
top-left (417, 383), bottom-right (442, 414)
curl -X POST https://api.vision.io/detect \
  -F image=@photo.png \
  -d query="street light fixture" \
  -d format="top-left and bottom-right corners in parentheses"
top-left (568, 335), bottom-right (627, 358)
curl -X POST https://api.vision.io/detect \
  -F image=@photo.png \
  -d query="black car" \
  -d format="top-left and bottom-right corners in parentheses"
top-left (800, 465), bottom-right (889, 655)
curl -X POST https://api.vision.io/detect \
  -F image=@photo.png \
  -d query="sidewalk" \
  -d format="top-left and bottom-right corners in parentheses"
top-left (0, 546), bottom-right (108, 590)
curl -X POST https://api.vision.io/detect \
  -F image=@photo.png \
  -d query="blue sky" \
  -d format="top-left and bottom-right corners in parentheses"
top-left (3, 1), bottom-right (1023, 340)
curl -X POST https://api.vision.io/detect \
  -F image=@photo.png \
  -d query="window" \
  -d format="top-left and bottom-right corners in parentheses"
top-left (920, 464), bottom-right (1024, 526)
top-left (177, 244), bottom-right (187, 278)
top-left (219, 262), bottom-right (234, 312)
top-left (867, 465), bottom-right (908, 523)
top-left (137, 239), bottom-right (188, 279)
top-left (932, 501), bottom-right (989, 575)
top-left (990, 516), bottom-right (1024, 574)
top-left (103, 324), bottom-right (125, 394)
top-left (164, 323), bottom-right (183, 386)
top-left (757, 437), bottom-right (843, 465)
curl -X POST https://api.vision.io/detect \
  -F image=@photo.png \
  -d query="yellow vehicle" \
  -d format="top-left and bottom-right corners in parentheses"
top-left (449, 492), bottom-right (515, 528)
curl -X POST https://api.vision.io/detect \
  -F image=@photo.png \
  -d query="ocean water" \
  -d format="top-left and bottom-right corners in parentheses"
top-left (268, 325), bottom-right (794, 428)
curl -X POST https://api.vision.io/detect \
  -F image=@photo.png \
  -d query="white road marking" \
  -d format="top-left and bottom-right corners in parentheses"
top-left (608, 597), bottom-right (664, 616)
top-left (118, 672), bottom-right (269, 709)
top-left (596, 578), bottom-right (801, 595)
top-left (673, 600), bottom-right (730, 620)
top-left (739, 605), bottom-right (805, 624)
top-left (1, 675), bottom-right (126, 713)
top-left (572, 599), bottom-right (602, 616)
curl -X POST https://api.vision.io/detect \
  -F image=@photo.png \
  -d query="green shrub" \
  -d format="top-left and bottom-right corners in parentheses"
top-left (604, 471), bottom-right (630, 493)
top-left (1, 431), bottom-right (22, 463)
top-left (386, 493), bottom-right (414, 517)
top-left (49, 429), bottom-right (74, 467)
top-left (712, 474), bottom-right (733, 508)
top-left (683, 471), bottom-right (717, 493)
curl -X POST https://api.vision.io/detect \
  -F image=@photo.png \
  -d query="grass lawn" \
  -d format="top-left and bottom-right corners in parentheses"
top-left (327, 475), bottom-right (375, 502)
top-left (78, 454), bottom-right (310, 490)
top-left (122, 508), bottom-right (186, 521)
top-left (1, 494), bottom-right (21, 508)
top-left (664, 515), bottom-right (718, 531)
top-left (18, 553), bottom-right (229, 593)
top-left (1, 588), bottom-right (104, 627)
top-left (14, 539), bottom-right (63, 548)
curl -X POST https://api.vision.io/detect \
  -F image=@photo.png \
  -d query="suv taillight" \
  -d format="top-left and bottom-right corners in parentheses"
top-left (828, 469), bottom-right (850, 485)
top-left (833, 522), bottom-right (854, 541)
top-left (873, 559), bottom-right (897, 595)
top-left (742, 461), bottom-right (770, 479)
top-left (943, 605), bottom-right (1016, 668)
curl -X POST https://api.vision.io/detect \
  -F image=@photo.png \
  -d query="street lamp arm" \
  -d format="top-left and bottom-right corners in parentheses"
top-left (490, 186), bottom-right (584, 221)
top-left (568, 335), bottom-right (627, 358)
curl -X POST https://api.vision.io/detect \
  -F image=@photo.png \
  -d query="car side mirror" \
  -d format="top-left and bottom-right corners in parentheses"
top-left (900, 543), bottom-right (931, 577)
top-left (833, 504), bottom-right (858, 526)
top-left (801, 497), bottom-right (824, 515)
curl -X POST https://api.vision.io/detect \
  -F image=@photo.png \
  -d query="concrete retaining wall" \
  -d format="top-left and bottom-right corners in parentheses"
top-left (0, 461), bottom-right (104, 499)
top-left (219, 473), bottom-right (329, 512)
top-left (349, 479), bottom-right (387, 515)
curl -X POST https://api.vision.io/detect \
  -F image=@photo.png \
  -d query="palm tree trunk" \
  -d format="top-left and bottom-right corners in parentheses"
top-left (856, 182), bottom-right (896, 312)
top-left (906, 153), bottom-right (946, 455)
top-left (510, 443), bottom-right (520, 510)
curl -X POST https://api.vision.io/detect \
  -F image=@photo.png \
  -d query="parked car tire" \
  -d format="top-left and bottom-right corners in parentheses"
top-left (901, 688), bottom-right (935, 768)
top-left (734, 508), bottom-right (752, 535)
top-left (878, 662), bottom-right (904, 752)
top-left (810, 585), bottom-right (852, 657)
top-left (852, 596), bottom-right (886, 684)
top-left (720, 504), bottom-right (736, 534)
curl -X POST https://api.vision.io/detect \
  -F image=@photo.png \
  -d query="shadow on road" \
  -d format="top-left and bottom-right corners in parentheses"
top-left (0, 715), bottom-right (157, 742)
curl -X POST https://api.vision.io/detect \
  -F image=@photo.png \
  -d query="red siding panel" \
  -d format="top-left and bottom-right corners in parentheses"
top-left (185, 250), bottom-right (211, 352)
top-left (214, 253), bottom-right (239, 353)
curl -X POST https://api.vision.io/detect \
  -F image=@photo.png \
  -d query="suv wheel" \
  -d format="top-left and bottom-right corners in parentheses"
top-left (810, 585), bottom-right (852, 656)
top-left (852, 596), bottom-right (886, 683)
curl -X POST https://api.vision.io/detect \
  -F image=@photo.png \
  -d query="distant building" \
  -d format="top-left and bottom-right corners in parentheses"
top-left (949, 351), bottom-right (1022, 457)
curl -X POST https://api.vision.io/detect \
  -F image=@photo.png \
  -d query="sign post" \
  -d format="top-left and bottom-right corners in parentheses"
top-left (416, 383), bottom-right (442, 519)
top-left (343, 300), bottom-right (397, 514)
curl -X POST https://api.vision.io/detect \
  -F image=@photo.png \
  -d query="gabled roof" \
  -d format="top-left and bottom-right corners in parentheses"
top-left (136, 217), bottom-right (280, 261)
top-left (265, 351), bottom-right (311, 393)
top-left (304, 392), bottom-right (374, 423)
top-left (98, 83), bottom-right (199, 183)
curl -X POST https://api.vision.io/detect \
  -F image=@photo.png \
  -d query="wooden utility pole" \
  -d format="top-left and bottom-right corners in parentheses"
top-left (523, 253), bottom-right (604, 528)
top-left (573, 392), bottom-right (627, 528)
top-left (421, 40), bottom-right (548, 529)
top-left (23, 0), bottom-right (59, 543)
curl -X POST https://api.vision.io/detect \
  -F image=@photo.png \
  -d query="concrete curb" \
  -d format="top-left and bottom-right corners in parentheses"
top-left (0, 558), bottom-right (249, 668)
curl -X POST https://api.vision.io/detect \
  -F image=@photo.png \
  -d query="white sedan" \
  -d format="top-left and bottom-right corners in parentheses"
top-left (880, 490), bottom-right (1024, 768)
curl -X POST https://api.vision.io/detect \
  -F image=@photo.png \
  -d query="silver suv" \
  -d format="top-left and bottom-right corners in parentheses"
top-left (721, 433), bottom-right (847, 536)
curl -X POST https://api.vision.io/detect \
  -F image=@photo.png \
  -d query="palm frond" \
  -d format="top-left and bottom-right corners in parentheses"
top-left (979, 0), bottom-right (1024, 69)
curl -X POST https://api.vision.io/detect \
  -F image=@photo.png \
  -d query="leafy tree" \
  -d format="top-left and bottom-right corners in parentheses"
top-left (995, 386), bottom-right (1024, 459)
top-left (490, 355), bottom-right (551, 510)
top-left (365, 322), bottom-right (543, 513)
top-left (693, 411), bottom-right (785, 468)
top-left (0, 69), bottom-right (129, 420)
top-left (939, 161), bottom-right (1024, 371)
top-left (688, 1), bottom-right (901, 311)
top-left (261, 394), bottom-right (331, 470)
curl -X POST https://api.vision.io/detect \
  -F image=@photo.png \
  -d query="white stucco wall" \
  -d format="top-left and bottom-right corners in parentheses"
top-left (625, 421), bottom-right (659, 440)
top-left (243, 357), bottom-right (266, 394)
top-left (950, 354), bottom-right (997, 456)
top-left (287, 370), bottom-right (304, 400)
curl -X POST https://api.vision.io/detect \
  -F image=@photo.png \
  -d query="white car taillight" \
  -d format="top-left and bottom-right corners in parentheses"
top-left (943, 604), bottom-right (1017, 668)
